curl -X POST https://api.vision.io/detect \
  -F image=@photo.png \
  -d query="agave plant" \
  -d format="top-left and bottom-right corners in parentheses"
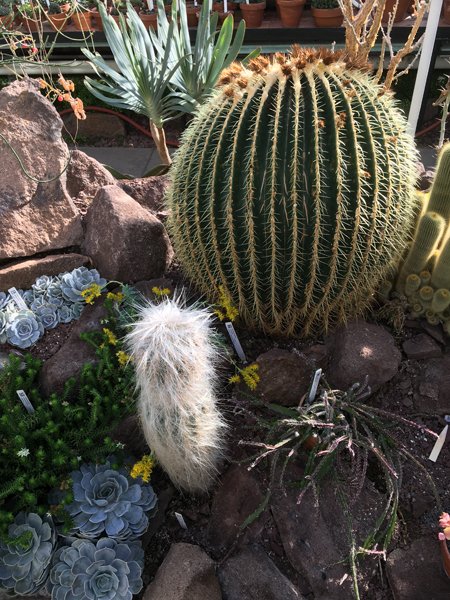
top-left (82, 0), bottom-right (256, 165)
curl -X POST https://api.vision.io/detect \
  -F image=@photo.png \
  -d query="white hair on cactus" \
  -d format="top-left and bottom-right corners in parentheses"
top-left (125, 295), bottom-right (226, 493)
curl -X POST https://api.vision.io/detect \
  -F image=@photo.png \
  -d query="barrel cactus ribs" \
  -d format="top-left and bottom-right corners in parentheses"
top-left (167, 47), bottom-right (418, 336)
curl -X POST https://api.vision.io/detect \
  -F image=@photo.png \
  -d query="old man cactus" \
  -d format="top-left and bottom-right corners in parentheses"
top-left (167, 47), bottom-right (418, 336)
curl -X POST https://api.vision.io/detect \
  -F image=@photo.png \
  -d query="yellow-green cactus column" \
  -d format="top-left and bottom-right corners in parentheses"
top-left (167, 48), bottom-right (419, 336)
top-left (427, 142), bottom-right (450, 222)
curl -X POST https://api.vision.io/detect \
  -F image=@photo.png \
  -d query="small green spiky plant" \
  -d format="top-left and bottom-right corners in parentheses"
top-left (126, 296), bottom-right (226, 493)
top-left (167, 47), bottom-right (418, 337)
top-left (387, 143), bottom-right (450, 330)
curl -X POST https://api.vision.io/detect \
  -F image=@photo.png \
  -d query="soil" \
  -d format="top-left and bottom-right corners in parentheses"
top-left (8, 280), bottom-right (449, 599)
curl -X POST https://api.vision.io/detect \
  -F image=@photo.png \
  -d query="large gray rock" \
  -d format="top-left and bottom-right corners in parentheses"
top-left (386, 536), bottom-right (449, 600)
top-left (143, 543), bottom-right (222, 600)
top-left (271, 480), bottom-right (383, 599)
top-left (82, 185), bottom-right (173, 282)
top-left (419, 353), bottom-right (450, 414)
top-left (65, 149), bottom-right (115, 209)
top-left (118, 175), bottom-right (169, 220)
top-left (255, 349), bottom-right (314, 407)
top-left (326, 320), bottom-right (401, 392)
top-left (219, 546), bottom-right (304, 600)
top-left (39, 300), bottom-right (107, 396)
top-left (0, 253), bottom-right (90, 292)
top-left (207, 464), bottom-right (266, 552)
top-left (0, 79), bottom-right (82, 259)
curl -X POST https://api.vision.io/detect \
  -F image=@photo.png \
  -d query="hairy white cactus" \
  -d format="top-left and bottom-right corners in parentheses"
top-left (126, 297), bottom-right (226, 493)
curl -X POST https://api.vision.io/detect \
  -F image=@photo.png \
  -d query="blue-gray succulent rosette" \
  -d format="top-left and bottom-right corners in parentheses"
top-left (49, 538), bottom-right (144, 600)
top-left (0, 267), bottom-right (107, 349)
top-left (57, 459), bottom-right (157, 541)
top-left (0, 512), bottom-right (57, 595)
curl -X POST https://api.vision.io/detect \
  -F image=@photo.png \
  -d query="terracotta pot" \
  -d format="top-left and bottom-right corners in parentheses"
top-left (20, 16), bottom-right (40, 31)
top-left (60, 3), bottom-right (71, 13)
top-left (311, 6), bottom-right (343, 27)
top-left (382, 0), bottom-right (410, 23)
top-left (46, 11), bottom-right (69, 30)
top-left (0, 13), bottom-right (14, 28)
top-left (139, 11), bottom-right (157, 27)
top-left (240, 1), bottom-right (265, 27)
top-left (212, 1), bottom-right (237, 10)
top-left (71, 9), bottom-right (93, 30)
top-left (277, 0), bottom-right (304, 27)
top-left (216, 9), bottom-right (234, 22)
top-left (186, 4), bottom-right (198, 25)
top-left (444, 0), bottom-right (450, 25)
top-left (90, 7), bottom-right (103, 29)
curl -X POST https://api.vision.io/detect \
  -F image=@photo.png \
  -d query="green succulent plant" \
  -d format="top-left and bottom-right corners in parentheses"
top-left (167, 48), bottom-right (418, 336)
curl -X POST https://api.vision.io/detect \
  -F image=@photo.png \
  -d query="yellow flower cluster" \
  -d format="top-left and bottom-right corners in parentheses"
top-left (228, 363), bottom-right (260, 390)
top-left (81, 284), bottom-right (102, 305)
top-left (152, 286), bottom-right (172, 296)
top-left (116, 350), bottom-right (130, 367)
top-left (103, 328), bottom-right (117, 346)
top-left (107, 291), bottom-right (124, 303)
top-left (214, 285), bottom-right (239, 322)
top-left (130, 455), bottom-right (155, 483)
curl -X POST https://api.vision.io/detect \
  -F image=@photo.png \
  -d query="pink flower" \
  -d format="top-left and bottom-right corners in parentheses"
top-left (439, 513), bottom-right (450, 529)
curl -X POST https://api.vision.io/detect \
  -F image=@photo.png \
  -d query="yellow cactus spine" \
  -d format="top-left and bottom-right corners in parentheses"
top-left (396, 212), bottom-right (446, 293)
top-left (431, 236), bottom-right (450, 290)
top-left (168, 48), bottom-right (419, 336)
top-left (427, 142), bottom-right (450, 223)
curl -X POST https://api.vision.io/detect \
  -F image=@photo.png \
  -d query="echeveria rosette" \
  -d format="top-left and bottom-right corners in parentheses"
top-left (63, 460), bottom-right (157, 540)
top-left (6, 310), bottom-right (44, 349)
top-left (35, 305), bottom-right (59, 330)
top-left (49, 538), bottom-right (144, 600)
top-left (0, 311), bottom-right (7, 343)
top-left (0, 292), bottom-right (8, 310)
top-left (0, 513), bottom-right (57, 595)
top-left (60, 268), bottom-right (107, 303)
top-left (57, 305), bottom-right (75, 324)
top-left (32, 275), bottom-right (54, 296)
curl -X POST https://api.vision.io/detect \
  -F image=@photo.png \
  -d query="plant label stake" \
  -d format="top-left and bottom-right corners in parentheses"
top-left (429, 425), bottom-right (448, 462)
top-left (307, 368), bottom-right (322, 405)
top-left (174, 512), bottom-right (188, 530)
top-left (8, 287), bottom-right (28, 311)
top-left (225, 322), bottom-right (247, 363)
top-left (16, 389), bottom-right (35, 414)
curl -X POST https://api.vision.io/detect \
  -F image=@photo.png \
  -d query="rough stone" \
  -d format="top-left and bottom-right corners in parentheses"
top-left (82, 185), bottom-right (173, 283)
top-left (65, 149), bottom-right (115, 206)
top-left (218, 545), bottom-right (304, 600)
top-left (39, 300), bottom-right (107, 396)
top-left (386, 536), bottom-right (449, 600)
top-left (62, 111), bottom-right (126, 139)
top-left (402, 333), bottom-right (442, 360)
top-left (255, 349), bottom-right (314, 407)
top-left (0, 80), bottom-right (82, 259)
top-left (419, 354), bottom-right (450, 414)
top-left (143, 543), bottom-right (222, 600)
top-left (271, 481), bottom-right (383, 599)
top-left (207, 464), bottom-right (266, 552)
top-left (0, 253), bottom-right (91, 292)
top-left (326, 320), bottom-right (401, 392)
top-left (117, 175), bottom-right (169, 220)
top-left (112, 415), bottom-right (147, 458)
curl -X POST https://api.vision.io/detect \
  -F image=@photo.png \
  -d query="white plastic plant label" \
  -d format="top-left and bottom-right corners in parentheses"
top-left (225, 322), bottom-right (247, 362)
top-left (8, 287), bottom-right (28, 311)
top-left (174, 512), bottom-right (188, 530)
top-left (16, 389), bottom-right (35, 414)
top-left (429, 425), bottom-right (448, 462)
top-left (307, 368), bottom-right (323, 405)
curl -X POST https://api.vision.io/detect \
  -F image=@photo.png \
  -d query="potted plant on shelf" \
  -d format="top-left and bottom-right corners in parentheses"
top-left (18, 1), bottom-right (43, 32)
top-left (311, 0), bottom-right (343, 27)
top-left (443, 0), bottom-right (450, 24)
top-left (139, 0), bottom-right (157, 27)
top-left (185, 0), bottom-right (198, 26)
top-left (382, 0), bottom-right (410, 23)
top-left (109, 0), bottom-right (127, 22)
top-left (71, 0), bottom-right (93, 29)
top-left (239, 0), bottom-right (265, 27)
top-left (46, 1), bottom-right (69, 30)
top-left (212, 0), bottom-right (235, 23)
top-left (0, 0), bottom-right (13, 28)
top-left (276, 0), bottom-right (304, 27)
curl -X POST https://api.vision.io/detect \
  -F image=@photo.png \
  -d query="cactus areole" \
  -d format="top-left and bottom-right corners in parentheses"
top-left (167, 48), bottom-right (419, 336)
